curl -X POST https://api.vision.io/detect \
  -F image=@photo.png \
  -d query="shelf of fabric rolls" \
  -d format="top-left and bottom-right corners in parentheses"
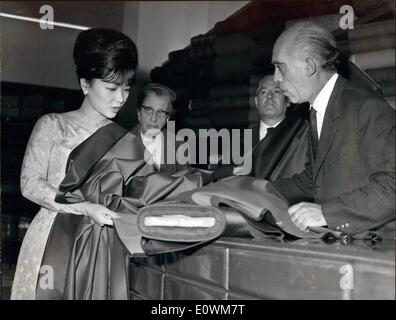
top-left (150, 0), bottom-right (395, 157)
top-left (129, 237), bottom-right (395, 300)
top-left (1, 82), bottom-right (82, 266)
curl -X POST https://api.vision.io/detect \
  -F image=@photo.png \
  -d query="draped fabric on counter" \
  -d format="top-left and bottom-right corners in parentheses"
top-left (37, 123), bottom-right (214, 300)
top-left (135, 170), bottom-right (392, 257)
top-left (132, 176), bottom-right (345, 256)
top-left (34, 121), bottom-right (338, 297)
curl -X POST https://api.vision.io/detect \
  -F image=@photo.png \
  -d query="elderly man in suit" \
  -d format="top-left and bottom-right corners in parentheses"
top-left (131, 83), bottom-right (189, 173)
top-left (271, 21), bottom-right (395, 236)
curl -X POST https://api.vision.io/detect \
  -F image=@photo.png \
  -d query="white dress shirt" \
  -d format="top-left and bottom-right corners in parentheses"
top-left (259, 119), bottom-right (282, 141)
top-left (311, 73), bottom-right (339, 138)
top-left (141, 131), bottom-right (163, 169)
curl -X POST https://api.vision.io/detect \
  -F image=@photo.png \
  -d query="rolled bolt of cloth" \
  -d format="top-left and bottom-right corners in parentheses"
top-left (287, 13), bottom-right (347, 32)
top-left (208, 96), bottom-right (256, 110)
top-left (378, 80), bottom-right (395, 97)
top-left (339, 33), bottom-right (395, 55)
top-left (249, 40), bottom-right (273, 63)
top-left (213, 33), bottom-right (253, 55)
top-left (347, 19), bottom-right (395, 40)
top-left (250, 73), bottom-right (266, 85)
top-left (210, 108), bottom-right (259, 128)
top-left (209, 84), bottom-right (257, 99)
top-left (349, 49), bottom-right (395, 70)
top-left (214, 53), bottom-right (255, 82)
top-left (183, 115), bottom-right (211, 129)
top-left (366, 66), bottom-right (395, 83)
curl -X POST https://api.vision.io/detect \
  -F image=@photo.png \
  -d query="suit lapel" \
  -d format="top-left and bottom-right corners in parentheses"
top-left (313, 76), bottom-right (345, 182)
top-left (251, 123), bottom-right (260, 148)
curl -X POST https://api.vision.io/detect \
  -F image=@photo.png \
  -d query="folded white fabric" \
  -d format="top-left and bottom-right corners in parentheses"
top-left (144, 215), bottom-right (216, 228)
top-left (138, 203), bottom-right (228, 242)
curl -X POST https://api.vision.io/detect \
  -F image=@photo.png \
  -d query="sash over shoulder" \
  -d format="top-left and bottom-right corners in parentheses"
top-left (38, 122), bottom-right (214, 299)
top-left (38, 123), bottom-right (146, 300)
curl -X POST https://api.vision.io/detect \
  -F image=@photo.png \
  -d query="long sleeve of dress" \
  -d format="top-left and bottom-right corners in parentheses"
top-left (12, 113), bottom-right (108, 300)
top-left (20, 114), bottom-right (87, 215)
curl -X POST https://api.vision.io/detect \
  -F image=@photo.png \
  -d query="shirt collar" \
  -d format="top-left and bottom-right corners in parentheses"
top-left (312, 73), bottom-right (339, 113)
top-left (260, 119), bottom-right (282, 130)
top-left (141, 130), bottom-right (162, 146)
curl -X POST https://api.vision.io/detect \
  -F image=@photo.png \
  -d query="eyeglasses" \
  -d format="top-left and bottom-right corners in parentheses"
top-left (141, 105), bottom-right (170, 119)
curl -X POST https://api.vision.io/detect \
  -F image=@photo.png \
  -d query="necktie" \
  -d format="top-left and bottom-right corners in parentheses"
top-left (260, 126), bottom-right (274, 141)
top-left (310, 107), bottom-right (319, 160)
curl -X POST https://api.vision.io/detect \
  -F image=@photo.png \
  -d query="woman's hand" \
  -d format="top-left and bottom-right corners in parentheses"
top-left (81, 203), bottom-right (121, 226)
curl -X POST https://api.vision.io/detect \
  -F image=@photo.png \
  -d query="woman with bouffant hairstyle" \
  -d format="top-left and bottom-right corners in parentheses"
top-left (12, 28), bottom-right (138, 300)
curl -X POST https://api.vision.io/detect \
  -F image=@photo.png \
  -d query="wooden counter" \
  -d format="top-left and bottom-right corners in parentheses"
top-left (129, 237), bottom-right (395, 300)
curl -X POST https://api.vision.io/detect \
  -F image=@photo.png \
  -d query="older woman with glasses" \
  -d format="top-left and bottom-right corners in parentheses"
top-left (131, 83), bottom-right (191, 172)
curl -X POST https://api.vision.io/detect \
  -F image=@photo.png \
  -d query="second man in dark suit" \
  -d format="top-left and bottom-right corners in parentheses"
top-left (215, 75), bottom-right (310, 181)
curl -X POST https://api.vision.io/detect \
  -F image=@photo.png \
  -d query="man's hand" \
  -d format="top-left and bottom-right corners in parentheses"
top-left (288, 202), bottom-right (327, 232)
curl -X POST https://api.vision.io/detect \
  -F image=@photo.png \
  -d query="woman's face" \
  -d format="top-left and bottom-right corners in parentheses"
top-left (85, 78), bottom-right (131, 119)
top-left (137, 92), bottom-right (171, 135)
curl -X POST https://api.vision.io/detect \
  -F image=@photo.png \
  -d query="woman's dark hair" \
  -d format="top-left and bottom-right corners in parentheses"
top-left (73, 28), bottom-right (138, 84)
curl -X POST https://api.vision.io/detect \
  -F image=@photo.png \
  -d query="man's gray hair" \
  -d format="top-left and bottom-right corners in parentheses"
top-left (287, 21), bottom-right (339, 71)
top-left (255, 74), bottom-right (290, 106)
top-left (255, 74), bottom-right (274, 96)
top-left (138, 83), bottom-right (177, 113)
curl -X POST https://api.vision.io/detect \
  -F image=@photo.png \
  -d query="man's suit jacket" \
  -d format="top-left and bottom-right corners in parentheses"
top-left (249, 104), bottom-right (309, 181)
top-left (273, 76), bottom-right (395, 235)
top-left (130, 124), bottom-right (190, 174)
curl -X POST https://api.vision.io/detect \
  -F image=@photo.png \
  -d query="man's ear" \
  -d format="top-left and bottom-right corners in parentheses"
top-left (254, 96), bottom-right (258, 108)
top-left (305, 57), bottom-right (316, 77)
top-left (80, 78), bottom-right (90, 95)
top-left (137, 110), bottom-right (141, 122)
